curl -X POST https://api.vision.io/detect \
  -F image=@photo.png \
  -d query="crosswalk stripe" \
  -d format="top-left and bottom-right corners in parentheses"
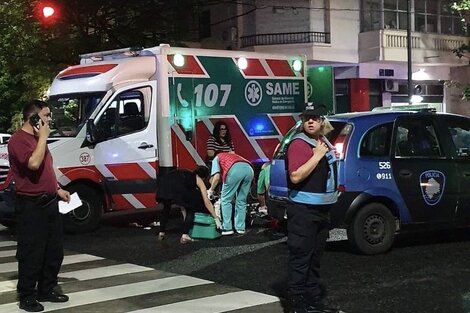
top-left (0, 241), bottom-right (16, 248)
top-left (0, 240), bottom-right (283, 312)
top-left (0, 254), bottom-right (103, 274)
top-left (59, 263), bottom-right (154, 281)
top-left (0, 263), bottom-right (154, 293)
top-left (0, 249), bottom-right (15, 258)
top-left (0, 275), bottom-right (213, 312)
top-left (127, 290), bottom-right (280, 313)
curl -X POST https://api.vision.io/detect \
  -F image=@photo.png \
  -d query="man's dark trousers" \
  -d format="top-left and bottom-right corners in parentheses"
top-left (15, 196), bottom-right (64, 301)
top-left (287, 202), bottom-right (330, 303)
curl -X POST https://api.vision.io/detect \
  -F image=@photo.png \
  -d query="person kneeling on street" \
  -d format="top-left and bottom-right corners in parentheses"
top-left (156, 166), bottom-right (222, 244)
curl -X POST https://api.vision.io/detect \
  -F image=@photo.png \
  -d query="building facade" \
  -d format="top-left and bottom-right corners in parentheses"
top-left (196, 0), bottom-right (470, 116)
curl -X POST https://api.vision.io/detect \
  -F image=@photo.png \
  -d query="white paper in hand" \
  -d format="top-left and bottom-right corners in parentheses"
top-left (59, 192), bottom-right (82, 214)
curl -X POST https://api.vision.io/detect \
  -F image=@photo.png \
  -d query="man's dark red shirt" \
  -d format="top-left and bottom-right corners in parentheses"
top-left (8, 130), bottom-right (57, 195)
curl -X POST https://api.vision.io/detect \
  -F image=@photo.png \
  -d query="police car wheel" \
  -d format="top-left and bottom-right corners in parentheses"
top-left (63, 184), bottom-right (103, 234)
top-left (347, 203), bottom-right (395, 255)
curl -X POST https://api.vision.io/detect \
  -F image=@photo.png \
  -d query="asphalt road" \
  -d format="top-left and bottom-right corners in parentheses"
top-left (2, 215), bottom-right (470, 313)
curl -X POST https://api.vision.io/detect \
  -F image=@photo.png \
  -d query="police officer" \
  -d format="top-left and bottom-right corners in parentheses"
top-left (286, 103), bottom-right (340, 313)
top-left (8, 100), bottom-right (70, 312)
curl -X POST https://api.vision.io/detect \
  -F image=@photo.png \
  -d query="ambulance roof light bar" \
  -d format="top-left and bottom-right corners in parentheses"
top-left (80, 47), bottom-right (143, 64)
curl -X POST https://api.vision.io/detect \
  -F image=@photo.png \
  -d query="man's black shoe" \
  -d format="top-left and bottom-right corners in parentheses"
top-left (19, 299), bottom-right (44, 312)
top-left (37, 291), bottom-right (69, 303)
top-left (306, 302), bottom-right (342, 313)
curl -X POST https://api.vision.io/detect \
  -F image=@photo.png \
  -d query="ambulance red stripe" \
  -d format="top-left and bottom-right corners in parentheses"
top-left (271, 115), bottom-right (298, 135)
top-left (213, 118), bottom-right (260, 162)
top-left (266, 59), bottom-right (296, 77)
top-left (167, 55), bottom-right (205, 75)
top-left (133, 193), bottom-right (157, 208)
top-left (111, 194), bottom-right (133, 210)
top-left (239, 58), bottom-right (268, 76)
top-left (58, 165), bottom-right (103, 183)
top-left (256, 138), bottom-right (282, 159)
top-left (57, 64), bottom-right (117, 78)
top-left (171, 129), bottom-right (198, 169)
top-left (195, 121), bottom-right (212, 159)
top-left (105, 162), bottom-right (152, 180)
top-left (175, 115), bottom-right (300, 169)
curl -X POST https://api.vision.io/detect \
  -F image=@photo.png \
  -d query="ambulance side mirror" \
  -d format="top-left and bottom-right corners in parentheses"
top-left (86, 119), bottom-right (97, 144)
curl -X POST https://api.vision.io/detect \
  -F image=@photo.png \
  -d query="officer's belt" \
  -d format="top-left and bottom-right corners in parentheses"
top-left (16, 193), bottom-right (57, 207)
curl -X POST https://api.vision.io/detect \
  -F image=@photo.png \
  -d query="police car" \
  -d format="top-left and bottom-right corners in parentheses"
top-left (269, 108), bottom-right (470, 255)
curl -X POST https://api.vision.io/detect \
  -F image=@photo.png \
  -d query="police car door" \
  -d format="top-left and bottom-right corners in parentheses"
top-left (439, 114), bottom-right (470, 222)
top-left (391, 115), bottom-right (458, 223)
top-left (91, 82), bottom-right (157, 209)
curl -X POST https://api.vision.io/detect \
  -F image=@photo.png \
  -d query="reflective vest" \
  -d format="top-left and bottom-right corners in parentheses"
top-left (288, 133), bottom-right (339, 205)
top-left (217, 152), bottom-right (251, 182)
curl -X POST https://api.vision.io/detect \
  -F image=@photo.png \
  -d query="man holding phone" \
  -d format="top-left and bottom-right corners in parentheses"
top-left (8, 100), bottom-right (70, 312)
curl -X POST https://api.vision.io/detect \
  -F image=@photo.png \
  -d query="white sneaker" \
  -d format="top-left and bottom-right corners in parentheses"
top-left (221, 230), bottom-right (234, 236)
top-left (258, 206), bottom-right (268, 215)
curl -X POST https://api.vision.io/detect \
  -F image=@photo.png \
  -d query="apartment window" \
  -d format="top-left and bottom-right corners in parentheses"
top-left (415, 0), bottom-right (466, 35)
top-left (362, 0), bottom-right (467, 35)
top-left (362, 0), bottom-right (381, 31)
top-left (440, 0), bottom-right (467, 35)
top-left (415, 0), bottom-right (438, 32)
top-left (384, 0), bottom-right (408, 30)
top-left (397, 0), bottom-right (407, 10)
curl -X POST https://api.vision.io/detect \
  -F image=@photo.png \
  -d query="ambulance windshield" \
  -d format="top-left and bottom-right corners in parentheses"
top-left (48, 92), bottom-right (105, 137)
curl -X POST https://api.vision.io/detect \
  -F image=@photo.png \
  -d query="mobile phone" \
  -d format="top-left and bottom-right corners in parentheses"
top-left (29, 113), bottom-right (41, 128)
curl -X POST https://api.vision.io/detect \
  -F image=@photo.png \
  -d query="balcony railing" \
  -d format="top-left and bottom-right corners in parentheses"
top-left (359, 29), bottom-right (470, 63)
top-left (383, 30), bottom-right (466, 50)
top-left (241, 31), bottom-right (330, 48)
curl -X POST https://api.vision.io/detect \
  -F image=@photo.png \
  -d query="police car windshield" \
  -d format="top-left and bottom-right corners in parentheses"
top-left (48, 93), bottom-right (105, 137)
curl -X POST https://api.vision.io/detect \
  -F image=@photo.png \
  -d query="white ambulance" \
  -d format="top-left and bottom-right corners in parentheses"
top-left (0, 44), bottom-right (307, 233)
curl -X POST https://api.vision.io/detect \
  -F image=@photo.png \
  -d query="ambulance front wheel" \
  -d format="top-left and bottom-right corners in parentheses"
top-left (63, 184), bottom-right (103, 234)
top-left (347, 203), bottom-right (396, 255)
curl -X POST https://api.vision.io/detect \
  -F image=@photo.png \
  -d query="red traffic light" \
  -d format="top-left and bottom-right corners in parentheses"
top-left (42, 6), bottom-right (55, 18)
top-left (36, 3), bottom-right (59, 24)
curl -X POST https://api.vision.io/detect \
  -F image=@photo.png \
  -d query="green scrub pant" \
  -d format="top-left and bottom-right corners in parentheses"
top-left (220, 162), bottom-right (254, 232)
